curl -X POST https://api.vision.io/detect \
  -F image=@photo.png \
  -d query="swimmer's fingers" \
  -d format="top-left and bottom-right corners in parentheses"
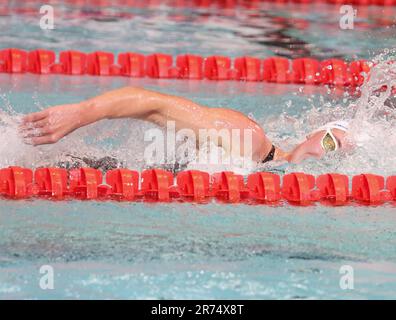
top-left (21, 110), bottom-right (48, 125)
top-left (19, 118), bottom-right (49, 131)
top-left (21, 126), bottom-right (52, 138)
top-left (21, 123), bottom-right (62, 145)
top-left (24, 134), bottom-right (60, 146)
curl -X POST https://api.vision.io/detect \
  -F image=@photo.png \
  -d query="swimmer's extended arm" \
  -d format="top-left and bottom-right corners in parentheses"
top-left (21, 86), bottom-right (279, 162)
top-left (21, 87), bottom-right (203, 145)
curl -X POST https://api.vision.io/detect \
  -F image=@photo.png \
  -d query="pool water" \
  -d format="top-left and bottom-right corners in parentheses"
top-left (1, 1), bottom-right (396, 299)
top-left (2, 199), bottom-right (396, 299)
top-left (1, 1), bottom-right (396, 59)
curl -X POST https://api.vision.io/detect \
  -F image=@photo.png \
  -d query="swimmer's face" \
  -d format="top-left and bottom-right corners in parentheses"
top-left (288, 129), bottom-right (349, 163)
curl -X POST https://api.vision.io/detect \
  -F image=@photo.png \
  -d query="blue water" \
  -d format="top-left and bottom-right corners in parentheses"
top-left (1, 1), bottom-right (396, 59)
top-left (2, 199), bottom-right (396, 299)
top-left (1, 1), bottom-right (396, 299)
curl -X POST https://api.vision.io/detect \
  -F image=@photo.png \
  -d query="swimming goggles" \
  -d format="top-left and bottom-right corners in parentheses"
top-left (313, 120), bottom-right (349, 153)
top-left (320, 128), bottom-right (339, 152)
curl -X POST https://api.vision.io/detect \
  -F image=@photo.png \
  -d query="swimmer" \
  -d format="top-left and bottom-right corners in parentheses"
top-left (19, 87), bottom-right (350, 167)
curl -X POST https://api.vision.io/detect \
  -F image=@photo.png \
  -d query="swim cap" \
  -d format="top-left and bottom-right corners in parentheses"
top-left (312, 120), bottom-right (350, 134)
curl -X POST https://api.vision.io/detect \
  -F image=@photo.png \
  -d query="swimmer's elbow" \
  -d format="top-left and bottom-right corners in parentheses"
top-left (124, 86), bottom-right (165, 98)
top-left (123, 87), bottom-right (166, 110)
top-left (122, 86), bottom-right (147, 96)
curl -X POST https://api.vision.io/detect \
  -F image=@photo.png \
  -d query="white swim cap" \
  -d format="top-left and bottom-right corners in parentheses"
top-left (312, 120), bottom-right (350, 134)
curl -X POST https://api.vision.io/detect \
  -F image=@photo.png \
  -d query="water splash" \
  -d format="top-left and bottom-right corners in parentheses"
top-left (0, 95), bottom-right (154, 171)
top-left (272, 50), bottom-right (396, 176)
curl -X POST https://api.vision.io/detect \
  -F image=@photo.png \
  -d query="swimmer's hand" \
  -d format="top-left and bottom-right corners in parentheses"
top-left (20, 103), bottom-right (89, 145)
top-left (18, 86), bottom-right (164, 145)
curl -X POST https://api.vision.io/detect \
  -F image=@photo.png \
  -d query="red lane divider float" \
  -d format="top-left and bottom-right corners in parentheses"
top-left (211, 171), bottom-right (250, 203)
top-left (316, 173), bottom-right (349, 206)
top-left (0, 48), bottom-right (373, 87)
top-left (0, 166), bottom-right (395, 206)
top-left (177, 170), bottom-right (210, 202)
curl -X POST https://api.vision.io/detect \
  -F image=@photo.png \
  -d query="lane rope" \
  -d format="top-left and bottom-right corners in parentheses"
top-left (1, 166), bottom-right (395, 205)
top-left (0, 48), bottom-right (373, 86)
